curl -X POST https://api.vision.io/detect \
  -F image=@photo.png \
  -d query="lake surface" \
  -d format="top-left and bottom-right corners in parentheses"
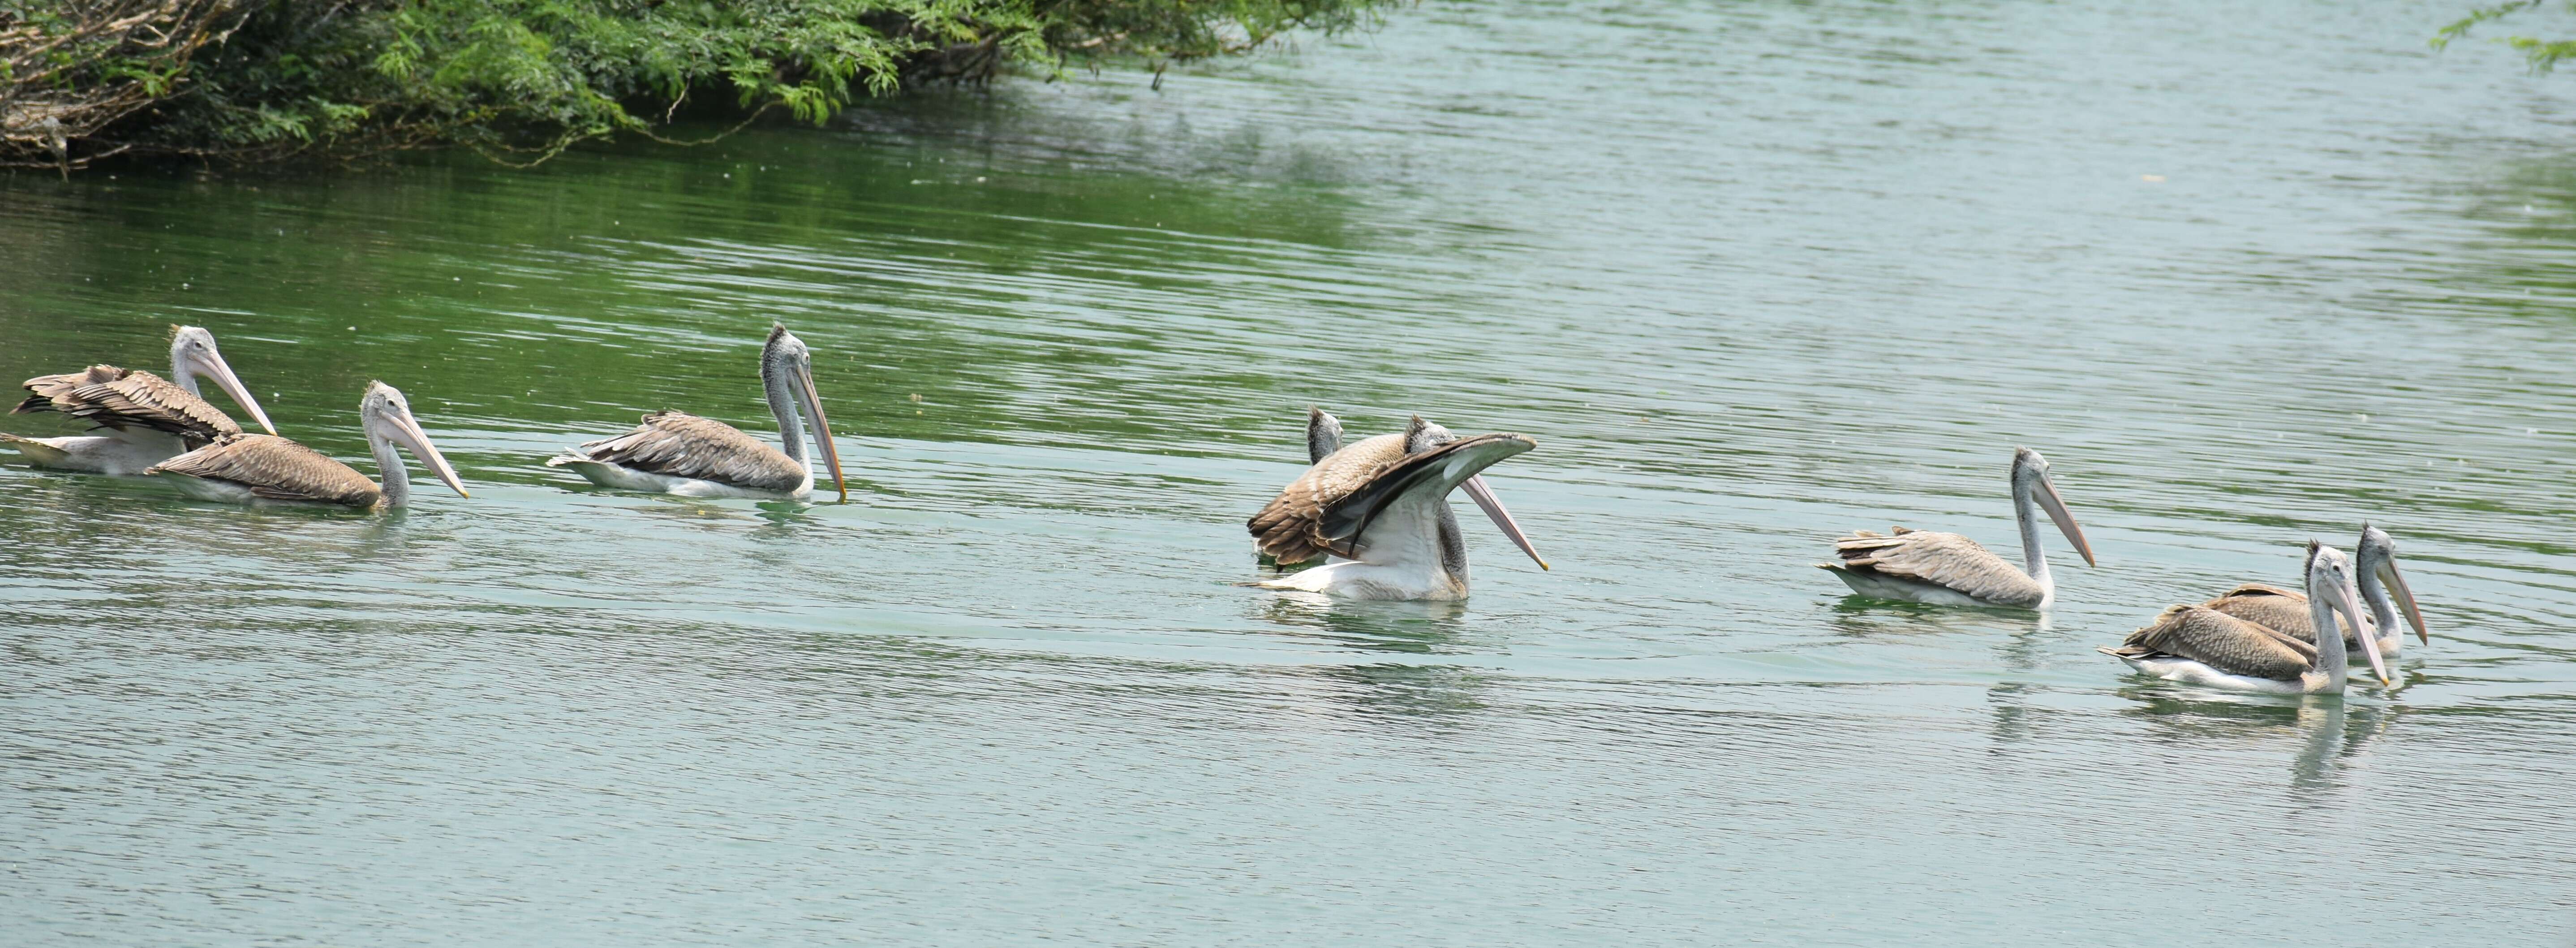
top-left (5, 0), bottom-right (2575, 944)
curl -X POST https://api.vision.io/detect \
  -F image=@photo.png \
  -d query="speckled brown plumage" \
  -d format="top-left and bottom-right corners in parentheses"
top-left (2103, 604), bottom-right (2318, 681)
top-left (16, 364), bottom-right (240, 445)
top-left (563, 410), bottom-right (808, 492)
top-left (1830, 526), bottom-right (2047, 608)
top-left (149, 434), bottom-right (381, 507)
top-left (2199, 583), bottom-right (2364, 645)
top-left (1248, 431), bottom-right (1409, 564)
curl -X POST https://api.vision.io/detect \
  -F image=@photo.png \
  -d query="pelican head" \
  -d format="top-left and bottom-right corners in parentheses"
top-left (2306, 542), bottom-right (2389, 687)
top-left (361, 381), bottom-right (469, 499)
top-left (1307, 407), bottom-right (1344, 464)
top-left (1407, 416), bottom-right (1548, 571)
top-left (761, 323), bottom-right (847, 502)
top-left (2356, 523), bottom-right (2430, 645)
top-left (2011, 446), bottom-right (2095, 567)
top-left (170, 325), bottom-right (275, 435)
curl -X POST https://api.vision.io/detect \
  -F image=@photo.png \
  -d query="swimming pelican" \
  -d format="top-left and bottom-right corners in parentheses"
top-left (2199, 524), bottom-right (2430, 657)
top-left (3, 325), bottom-right (277, 474)
top-left (2099, 542), bottom-right (2390, 694)
top-left (546, 323), bottom-right (847, 501)
top-left (147, 381), bottom-right (467, 509)
top-left (1820, 447), bottom-right (2097, 608)
top-left (1247, 414), bottom-right (1547, 600)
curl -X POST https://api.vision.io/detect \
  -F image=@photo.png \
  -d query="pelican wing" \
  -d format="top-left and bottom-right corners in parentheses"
top-left (2200, 583), bottom-right (2363, 644)
top-left (17, 365), bottom-right (240, 444)
top-left (2108, 604), bottom-right (2315, 681)
top-left (1247, 432), bottom-right (1408, 563)
top-left (1830, 527), bottom-right (2046, 607)
top-left (566, 410), bottom-right (806, 491)
top-left (1248, 433), bottom-right (1533, 562)
top-left (149, 434), bottom-right (379, 506)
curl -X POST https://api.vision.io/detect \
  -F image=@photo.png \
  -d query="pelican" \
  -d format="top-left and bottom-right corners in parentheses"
top-left (2099, 543), bottom-right (2391, 694)
top-left (1820, 447), bottom-right (2097, 608)
top-left (3, 325), bottom-right (277, 474)
top-left (2199, 524), bottom-right (2430, 657)
top-left (147, 381), bottom-right (467, 509)
top-left (546, 324), bottom-right (847, 501)
top-left (1247, 413), bottom-right (1548, 601)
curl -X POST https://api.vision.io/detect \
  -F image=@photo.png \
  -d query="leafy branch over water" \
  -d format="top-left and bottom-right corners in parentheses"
top-left (1, 0), bottom-right (1391, 173)
top-left (2434, 0), bottom-right (2576, 73)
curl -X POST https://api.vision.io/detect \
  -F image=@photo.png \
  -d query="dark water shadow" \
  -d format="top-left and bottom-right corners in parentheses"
top-left (1298, 661), bottom-right (1494, 726)
top-left (1825, 595), bottom-right (2044, 640)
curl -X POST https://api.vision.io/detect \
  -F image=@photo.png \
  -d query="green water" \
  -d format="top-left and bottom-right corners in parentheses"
top-left (6, 0), bottom-right (2576, 944)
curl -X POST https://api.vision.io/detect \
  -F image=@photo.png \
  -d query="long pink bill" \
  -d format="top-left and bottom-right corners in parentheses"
top-left (384, 407), bottom-right (469, 498)
top-left (2382, 560), bottom-right (2430, 645)
top-left (794, 362), bottom-right (847, 503)
top-left (2333, 579), bottom-right (2391, 688)
top-left (2033, 474), bottom-right (2097, 567)
top-left (201, 349), bottom-right (276, 435)
top-left (1461, 475), bottom-right (1548, 571)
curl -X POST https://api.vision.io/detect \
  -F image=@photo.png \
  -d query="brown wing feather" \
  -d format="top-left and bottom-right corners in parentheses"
top-left (1248, 433), bottom-right (1409, 564)
top-left (2200, 583), bottom-right (2364, 644)
top-left (17, 365), bottom-right (240, 444)
top-left (2112, 605), bottom-right (2316, 681)
top-left (16, 365), bottom-right (126, 413)
top-left (569, 411), bottom-right (806, 491)
top-left (150, 434), bottom-right (379, 506)
top-left (1831, 528), bottom-right (2047, 607)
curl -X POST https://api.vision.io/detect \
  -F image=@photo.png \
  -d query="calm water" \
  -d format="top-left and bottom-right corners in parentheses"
top-left (5, 0), bottom-right (2575, 943)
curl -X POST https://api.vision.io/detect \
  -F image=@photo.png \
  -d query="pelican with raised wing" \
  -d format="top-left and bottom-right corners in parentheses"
top-left (2198, 524), bottom-right (2430, 657)
top-left (2099, 542), bottom-right (2390, 694)
top-left (3, 325), bottom-right (277, 474)
top-left (1247, 413), bottom-right (1548, 601)
top-left (148, 382), bottom-right (467, 510)
top-left (547, 323), bottom-right (847, 501)
top-left (1820, 447), bottom-right (2097, 608)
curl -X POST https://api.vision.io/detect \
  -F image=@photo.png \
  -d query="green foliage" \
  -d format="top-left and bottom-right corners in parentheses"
top-left (157, 0), bottom-right (1051, 164)
top-left (2435, 1), bottom-right (2576, 74)
top-left (6, 0), bottom-right (1393, 169)
top-left (1, 0), bottom-right (249, 171)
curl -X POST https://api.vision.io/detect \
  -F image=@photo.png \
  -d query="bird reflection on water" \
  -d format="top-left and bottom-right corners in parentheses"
top-left (585, 493), bottom-right (806, 531)
top-left (2288, 702), bottom-right (2387, 795)
top-left (1825, 596), bottom-right (2048, 643)
top-left (1256, 594), bottom-right (1471, 655)
top-left (1250, 595), bottom-right (1490, 724)
top-left (752, 499), bottom-right (821, 529)
top-left (2113, 689), bottom-right (2396, 793)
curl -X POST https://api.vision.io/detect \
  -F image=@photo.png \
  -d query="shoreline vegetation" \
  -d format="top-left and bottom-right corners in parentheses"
top-left (0, 0), bottom-right (1393, 176)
